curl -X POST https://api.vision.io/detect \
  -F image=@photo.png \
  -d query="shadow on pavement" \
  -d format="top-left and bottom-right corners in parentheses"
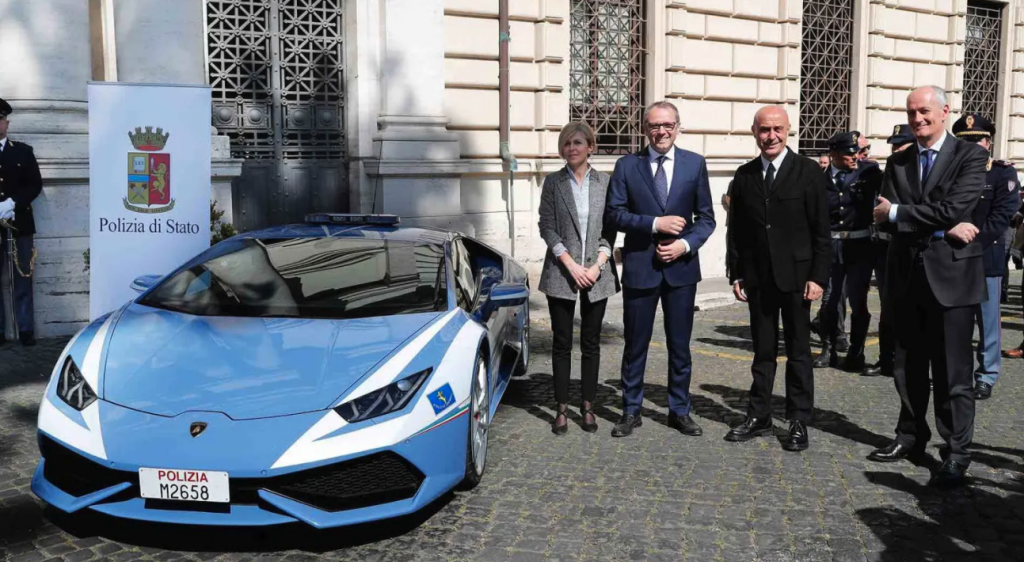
top-left (34, 492), bottom-right (454, 554)
top-left (856, 471), bottom-right (1024, 561)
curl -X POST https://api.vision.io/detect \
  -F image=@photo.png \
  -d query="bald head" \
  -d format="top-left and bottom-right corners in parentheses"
top-left (906, 86), bottom-right (950, 148)
top-left (752, 106), bottom-right (790, 159)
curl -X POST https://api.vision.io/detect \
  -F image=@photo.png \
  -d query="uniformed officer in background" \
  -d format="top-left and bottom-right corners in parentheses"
top-left (949, 113), bottom-right (1019, 400)
top-left (0, 97), bottom-right (42, 346)
top-left (814, 131), bottom-right (883, 371)
top-left (863, 125), bottom-right (916, 377)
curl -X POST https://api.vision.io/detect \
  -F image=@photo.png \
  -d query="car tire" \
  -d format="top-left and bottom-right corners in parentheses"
top-left (458, 350), bottom-right (489, 491)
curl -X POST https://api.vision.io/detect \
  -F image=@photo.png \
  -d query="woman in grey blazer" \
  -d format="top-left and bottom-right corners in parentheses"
top-left (538, 121), bottom-right (620, 434)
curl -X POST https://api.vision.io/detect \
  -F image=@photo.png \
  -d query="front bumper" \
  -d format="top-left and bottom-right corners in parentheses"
top-left (32, 409), bottom-right (469, 528)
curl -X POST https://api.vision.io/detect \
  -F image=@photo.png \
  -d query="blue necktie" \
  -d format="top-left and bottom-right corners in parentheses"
top-left (654, 155), bottom-right (668, 207)
top-left (920, 149), bottom-right (933, 184)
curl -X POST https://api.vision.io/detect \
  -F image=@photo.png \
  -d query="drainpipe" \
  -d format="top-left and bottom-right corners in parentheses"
top-left (499, 0), bottom-right (518, 258)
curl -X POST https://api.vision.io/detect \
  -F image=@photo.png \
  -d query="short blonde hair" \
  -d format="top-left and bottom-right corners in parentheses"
top-left (557, 121), bottom-right (597, 159)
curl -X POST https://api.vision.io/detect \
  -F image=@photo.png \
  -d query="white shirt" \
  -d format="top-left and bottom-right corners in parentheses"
top-left (889, 131), bottom-right (948, 222)
top-left (760, 147), bottom-right (789, 178)
top-left (0, 138), bottom-right (7, 152)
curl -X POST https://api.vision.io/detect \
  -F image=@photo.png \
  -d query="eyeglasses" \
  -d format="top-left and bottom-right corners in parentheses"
top-left (647, 122), bottom-right (677, 132)
top-left (857, 145), bottom-right (871, 153)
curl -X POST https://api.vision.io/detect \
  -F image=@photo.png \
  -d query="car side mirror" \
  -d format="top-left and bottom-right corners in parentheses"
top-left (130, 274), bottom-right (161, 294)
top-left (473, 282), bottom-right (528, 322)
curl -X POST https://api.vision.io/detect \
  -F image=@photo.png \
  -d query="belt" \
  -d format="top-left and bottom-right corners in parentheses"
top-left (831, 229), bottom-right (871, 240)
top-left (875, 232), bottom-right (891, 241)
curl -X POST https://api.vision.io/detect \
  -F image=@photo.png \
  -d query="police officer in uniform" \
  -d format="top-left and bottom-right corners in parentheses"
top-left (0, 98), bottom-right (42, 346)
top-left (814, 131), bottom-right (883, 371)
top-left (863, 125), bottom-right (916, 377)
top-left (950, 113), bottom-right (1019, 400)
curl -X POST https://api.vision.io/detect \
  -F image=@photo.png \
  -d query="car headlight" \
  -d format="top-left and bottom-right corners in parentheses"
top-left (334, 368), bottom-right (431, 423)
top-left (57, 356), bottom-right (98, 411)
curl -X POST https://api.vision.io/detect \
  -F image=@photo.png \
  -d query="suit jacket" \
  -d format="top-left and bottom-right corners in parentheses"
top-left (879, 133), bottom-right (988, 307)
top-left (537, 167), bottom-right (621, 302)
top-left (0, 139), bottom-right (43, 236)
top-left (726, 148), bottom-right (831, 293)
top-left (970, 160), bottom-right (1019, 277)
top-left (604, 146), bottom-right (716, 289)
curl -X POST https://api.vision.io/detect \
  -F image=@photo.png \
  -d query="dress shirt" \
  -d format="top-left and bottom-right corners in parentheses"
top-left (552, 165), bottom-right (612, 262)
top-left (888, 131), bottom-right (948, 223)
top-left (648, 147), bottom-right (691, 254)
top-left (0, 138), bottom-right (7, 152)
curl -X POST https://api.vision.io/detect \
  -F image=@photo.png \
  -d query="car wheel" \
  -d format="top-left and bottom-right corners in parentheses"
top-left (513, 304), bottom-right (529, 376)
top-left (459, 351), bottom-right (489, 490)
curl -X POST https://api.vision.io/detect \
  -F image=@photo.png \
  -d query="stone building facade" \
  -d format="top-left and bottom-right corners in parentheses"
top-left (0, 0), bottom-right (1021, 336)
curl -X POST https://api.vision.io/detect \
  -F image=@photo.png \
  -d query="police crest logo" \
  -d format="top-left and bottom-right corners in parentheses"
top-left (966, 115), bottom-right (975, 130)
top-left (893, 125), bottom-right (900, 136)
top-left (125, 126), bottom-right (175, 214)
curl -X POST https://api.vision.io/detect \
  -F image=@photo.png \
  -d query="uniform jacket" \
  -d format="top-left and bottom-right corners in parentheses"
top-left (537, 167), bottom-right (621, 302)
top-left (970, 159), bottom-right (1019, 277)
top-left (826, 160), bottom-right (882, 233)
top-left (879, 134), bottom-right (988, 308)
top-left (604, 146), bottom-right (716, 290)
top-left (726, 148), bottom-right (832, 293)
top-left (0, 139), bottom-right (43, 236)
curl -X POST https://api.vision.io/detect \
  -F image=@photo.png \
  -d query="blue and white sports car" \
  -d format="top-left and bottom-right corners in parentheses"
top-left (32, 214), bottom-right (530, 528)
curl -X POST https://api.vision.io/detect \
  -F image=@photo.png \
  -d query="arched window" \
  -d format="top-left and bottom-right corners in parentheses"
top-left (569, 0), bottom-right (647, 155)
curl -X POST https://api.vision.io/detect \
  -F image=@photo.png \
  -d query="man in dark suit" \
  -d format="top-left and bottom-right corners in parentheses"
top-left (868, 86), bottom-right (988, 488)
top-left (948, 113), bottom-right (1018, 401)
top-left (605, 101), bottom-right (716, 438)
top-left (725, 105), bottom-right (830, 451)
top-left (0, 98), bottom-right (42, 346)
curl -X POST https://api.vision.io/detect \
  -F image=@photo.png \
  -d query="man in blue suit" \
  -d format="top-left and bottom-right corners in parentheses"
top-left (605, 101), bottom-right (717, 438)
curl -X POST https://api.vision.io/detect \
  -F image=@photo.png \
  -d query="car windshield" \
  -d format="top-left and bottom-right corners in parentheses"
top-left (138, 237), bottom-right (448, 319)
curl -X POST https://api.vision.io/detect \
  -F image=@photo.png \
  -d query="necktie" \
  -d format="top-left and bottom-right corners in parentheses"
top-left (765, 162), bottom-right (776, 194)
top-left (834, 171), bottom-right (847, 190)
top-left (654, 155), bottom-right (668, 207)
top-left (920, 149), bottom-right (933, 184)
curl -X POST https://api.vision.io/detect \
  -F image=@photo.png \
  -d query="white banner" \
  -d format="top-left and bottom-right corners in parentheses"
top-left (88, 83), bottom-right (212, 320)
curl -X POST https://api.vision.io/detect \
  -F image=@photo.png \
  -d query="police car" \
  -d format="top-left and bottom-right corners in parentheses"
top-left (32, 214), bottom-right (530, 528)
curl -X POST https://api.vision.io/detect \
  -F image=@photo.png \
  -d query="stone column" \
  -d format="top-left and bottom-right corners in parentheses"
top-left (369, 0), bottom-right (461, 223)
top-left (0, 0), bottom-right (92, 337)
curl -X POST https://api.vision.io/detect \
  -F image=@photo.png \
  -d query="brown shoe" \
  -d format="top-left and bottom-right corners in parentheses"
top-left (1002, 347), bottom-right (1024, 359)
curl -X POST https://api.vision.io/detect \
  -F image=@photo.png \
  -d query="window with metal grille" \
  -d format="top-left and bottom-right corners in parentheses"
top-left (964, 1), bottom-right (1003, 119)
top-left (799, 0), bottom-right (855, 154)
top-left (569, 0), bottom-right (647, 155)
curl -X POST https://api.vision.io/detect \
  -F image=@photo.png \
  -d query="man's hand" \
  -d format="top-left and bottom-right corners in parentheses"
top-left (873, 196), bottom-right (892, 224)
top-left (804, 281), bottom-right (823, 301)
top-left (655, 215), bottom-right (686, 235)
top-left (732, 280), bottom-right (747, 302)
top-left (947, 222), bottom-right (979, 244)
top-left (655, 239), bottom-right (687, 263)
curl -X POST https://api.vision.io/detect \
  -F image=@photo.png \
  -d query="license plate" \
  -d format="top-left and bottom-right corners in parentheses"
top-left (139, 468), bottom-right (230, 503)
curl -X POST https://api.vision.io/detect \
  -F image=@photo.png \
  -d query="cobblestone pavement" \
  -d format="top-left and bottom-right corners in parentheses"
top-left (2, 278), bottom-right (1024, 562)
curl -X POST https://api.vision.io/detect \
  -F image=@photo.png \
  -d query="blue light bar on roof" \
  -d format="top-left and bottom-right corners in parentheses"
top-left (304, 213), bottom-right (401, 226)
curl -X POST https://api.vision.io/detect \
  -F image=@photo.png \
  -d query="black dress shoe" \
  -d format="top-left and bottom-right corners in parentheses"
top-left (928, 460), bottom-right (968, 488)
top-left (836, 335), bottom-right (850, 353)
top-left (813, 344), bottom-right (837, 368)
top-left (974, 382), bottom-right (993, 400)
top-left (19, 331), bottom-right (35, 347)
top-left (611, 414), bottom-right (642, 438)
top-left (862, 362), bottom-right (882, 377)
top-left (867, 440), bottom-right (924, 463)
top-left (724, 416), bottom-right (773, 442)
top-left (842, 354), bottom-right (865, 372)
top-left (668, 413), bottom-right (702, 436)
top-left (782, 420), bottom-right (809, 452)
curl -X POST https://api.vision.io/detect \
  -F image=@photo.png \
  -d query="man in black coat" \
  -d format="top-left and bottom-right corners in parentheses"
top-left (0, 97), bottom-right (43, 346)
top-left (725, 105), bottom-right (831, 452)
top-left (869, 86), bottom-right (988, 487)
top-left (813, 131), bottom-right (882, 372)
top-left (948, 113), bottom-right (1019, 401)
